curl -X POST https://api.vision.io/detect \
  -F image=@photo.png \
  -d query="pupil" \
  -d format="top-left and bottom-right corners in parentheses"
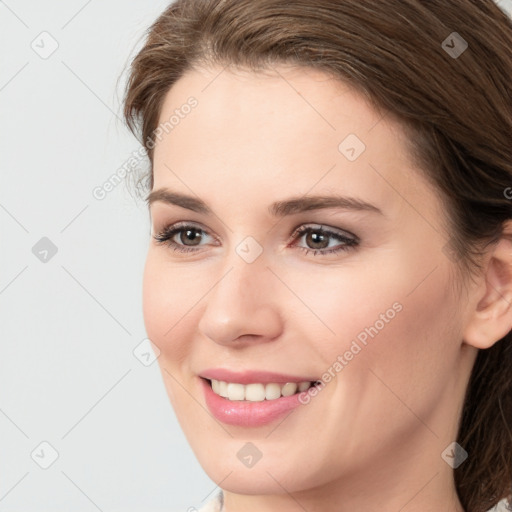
top-left (182, 229), bottom-right (201, 246)
top-left (307, 231), bottom-right (328, 249)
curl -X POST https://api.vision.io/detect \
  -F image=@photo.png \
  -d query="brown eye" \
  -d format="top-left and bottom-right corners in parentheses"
top-left (153, 223), bottom-right (215, 253)
top-left (304, 230), bottom-right (330, 250)
top-left (179, 228), bottom-right (203, 246)
top-left (292, 224), bottom-right (359, 256)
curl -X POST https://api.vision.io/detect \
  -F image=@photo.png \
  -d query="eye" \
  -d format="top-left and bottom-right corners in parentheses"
top-left (153, 222), bottom-right (359, 256)
top-left (153, 222), bottom-right (216, 253)
top-left (290, 224), bottom-right (359, 256)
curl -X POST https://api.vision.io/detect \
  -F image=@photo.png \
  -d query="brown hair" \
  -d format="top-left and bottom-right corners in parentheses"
top-left (122, 1), bottom-right (512, 510)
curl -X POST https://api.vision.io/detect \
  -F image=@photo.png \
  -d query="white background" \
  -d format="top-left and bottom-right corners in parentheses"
top-left (1, 1), bottom-right (511, 511)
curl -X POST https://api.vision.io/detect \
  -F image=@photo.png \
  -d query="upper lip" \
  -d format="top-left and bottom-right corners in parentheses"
top-left (199, 368), bottom-right (318, 384)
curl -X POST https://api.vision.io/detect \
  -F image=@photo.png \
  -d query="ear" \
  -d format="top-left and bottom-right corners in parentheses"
top-left (463, 221), bottom-right (512, 349)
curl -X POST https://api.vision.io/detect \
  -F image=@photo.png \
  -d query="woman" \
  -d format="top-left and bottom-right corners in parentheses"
top-left (122, 1), bottom-right (512, 510)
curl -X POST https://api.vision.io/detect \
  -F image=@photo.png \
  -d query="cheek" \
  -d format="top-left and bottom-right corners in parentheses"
top-left (327, 263), bottom-right (461, 417)
top-left (142, 253), bottom-right (205, 419)
top-left (142, 253), bottom-right (200, 366)
top-left (293, 256), bottom-right (460, 393)
top-left (274, 262), bottom-right (407, 361)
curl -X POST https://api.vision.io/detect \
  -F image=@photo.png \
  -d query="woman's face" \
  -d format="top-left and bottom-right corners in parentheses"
top-left (144, 64), bottom-right (477, 504)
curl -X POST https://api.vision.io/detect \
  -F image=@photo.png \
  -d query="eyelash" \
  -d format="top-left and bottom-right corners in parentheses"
top-left (153, 221), bottom-right (359, 257)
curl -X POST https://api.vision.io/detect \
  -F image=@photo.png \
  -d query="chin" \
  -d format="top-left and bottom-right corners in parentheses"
top-left (193, 441), bottom-right (327, 496)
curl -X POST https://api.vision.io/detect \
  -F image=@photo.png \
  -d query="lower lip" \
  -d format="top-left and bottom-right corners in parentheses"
top-left (200, 378), bottom-right (305, 427)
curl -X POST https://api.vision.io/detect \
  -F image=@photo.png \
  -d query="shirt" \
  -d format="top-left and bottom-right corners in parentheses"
top-left (196, 490), bottom-right (223, 511)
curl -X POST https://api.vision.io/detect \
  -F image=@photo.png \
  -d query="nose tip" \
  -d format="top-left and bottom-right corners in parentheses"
top-left (197, 259), bottom-right (283, 346)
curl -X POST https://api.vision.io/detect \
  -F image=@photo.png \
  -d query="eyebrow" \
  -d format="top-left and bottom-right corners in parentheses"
top-left (146, 188), bottom-right (382, 217)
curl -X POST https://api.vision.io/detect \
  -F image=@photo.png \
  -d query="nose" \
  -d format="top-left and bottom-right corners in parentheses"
top-left (197, 250), bottom-right (283, 346)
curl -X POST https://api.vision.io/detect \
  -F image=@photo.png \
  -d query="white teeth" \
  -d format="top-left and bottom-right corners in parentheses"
top-left (245, 383), bottom-right (266, 401)
top-left (227, 383), bottom-right (245, 400)
top-left (298, 381), bottom-right (311, 392)
top-left (218, 380), bottom-right (229, 398)
top-left (209, 379), bottom-right (314, 401)
top-left (281, 382), bottom-right (298, 396)
top-left (265, 383), bottom-right (281, 400)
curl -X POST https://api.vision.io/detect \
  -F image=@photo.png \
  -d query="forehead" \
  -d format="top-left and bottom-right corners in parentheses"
top-left (156, 63), bottom-right (388, 144)
top-left (151, 63), bottom-right (435, 222)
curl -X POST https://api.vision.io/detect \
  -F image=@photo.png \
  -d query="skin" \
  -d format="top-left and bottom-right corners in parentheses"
top-left (143, 63), bottom-right (512, 512)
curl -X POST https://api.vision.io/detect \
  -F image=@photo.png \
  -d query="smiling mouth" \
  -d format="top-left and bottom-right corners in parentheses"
top-left (204, 378), bottom-right (321, 402)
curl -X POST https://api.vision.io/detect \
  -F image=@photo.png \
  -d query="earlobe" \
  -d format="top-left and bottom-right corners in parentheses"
top-left (463, 224), bottom-right (512, 350)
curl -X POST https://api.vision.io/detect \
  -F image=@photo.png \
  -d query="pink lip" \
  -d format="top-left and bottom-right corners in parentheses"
top-left (200, 377), bottom-right (306, 427)
top-left (199, 368), bottom-right (318, 385)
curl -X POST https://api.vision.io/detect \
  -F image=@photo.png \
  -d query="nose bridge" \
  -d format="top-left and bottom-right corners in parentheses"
top-left (210, 240), bottom-right (269, 310)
